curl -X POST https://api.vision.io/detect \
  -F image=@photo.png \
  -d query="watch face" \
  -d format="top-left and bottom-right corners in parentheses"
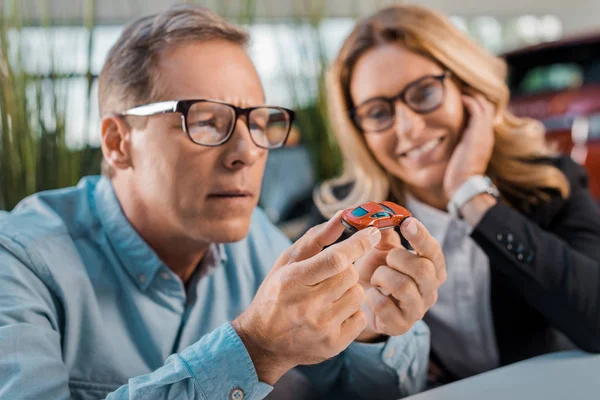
top-left (486, 182), bottom-right (500, 198)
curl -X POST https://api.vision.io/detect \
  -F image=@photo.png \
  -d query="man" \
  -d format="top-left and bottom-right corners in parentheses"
top-left (0, 5), bottom-right (446, 400)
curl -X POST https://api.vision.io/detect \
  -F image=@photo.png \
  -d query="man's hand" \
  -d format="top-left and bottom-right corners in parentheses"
top-left (355, 217), bottom-right (447, 341)
top-left (232, 212), bottom-right (382, 384)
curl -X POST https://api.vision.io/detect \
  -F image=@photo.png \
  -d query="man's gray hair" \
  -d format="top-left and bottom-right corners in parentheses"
top-left (98, 4), bottom-right (249, 177)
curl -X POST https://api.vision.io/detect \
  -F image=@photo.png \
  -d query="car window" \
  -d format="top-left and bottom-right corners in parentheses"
top-left (351, 207), bottom-right (369, 217)
top-left (379, 203), bottom-right (396, 214)
top-left (371, 212), bottom-right (391, 219)
top-left (506, 39), bottom-right (600, 96)
top-left (517, 63), bottom-right (583, 95)
top-left (590, 113), bottom-right (600, 139)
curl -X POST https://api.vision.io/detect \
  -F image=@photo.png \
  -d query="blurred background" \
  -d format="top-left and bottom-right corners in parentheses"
top-left (1, 0), bottom-right (599, 239)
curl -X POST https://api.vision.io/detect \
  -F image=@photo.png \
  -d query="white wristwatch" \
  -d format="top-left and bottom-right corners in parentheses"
top-left (447, 175), bottom-right (499, 218)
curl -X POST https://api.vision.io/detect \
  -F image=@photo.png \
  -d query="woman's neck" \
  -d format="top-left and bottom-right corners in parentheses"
top-left (406, 184), bottom-right (449, 212)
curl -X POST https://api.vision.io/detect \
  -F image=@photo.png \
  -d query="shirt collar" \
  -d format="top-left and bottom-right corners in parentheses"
top-left (186, 242), bottom-right (226, 292)
top-left (218, 242), bottom-right (228, 263)
top-left (91, 177), bottom-right (227, 291)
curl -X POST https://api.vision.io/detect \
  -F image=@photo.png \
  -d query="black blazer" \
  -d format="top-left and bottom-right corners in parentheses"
top-left (317, 156), bottom-right (600, 375)
top-left (470, 156), bottom-right (600, 366)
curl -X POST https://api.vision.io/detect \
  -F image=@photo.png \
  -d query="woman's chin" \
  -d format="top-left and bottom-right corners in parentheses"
top-left (393, 162), bottom-right (447, 193)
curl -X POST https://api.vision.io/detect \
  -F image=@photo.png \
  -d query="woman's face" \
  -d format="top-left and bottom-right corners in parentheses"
top-left (349, 43), bottom-right (466, 194)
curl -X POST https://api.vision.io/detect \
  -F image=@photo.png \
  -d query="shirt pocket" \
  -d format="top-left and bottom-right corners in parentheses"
top-left (68, 379), bottom-right (123, 400)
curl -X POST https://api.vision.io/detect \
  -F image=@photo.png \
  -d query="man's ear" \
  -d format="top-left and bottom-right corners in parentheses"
top-left (101, 114), bottom-right (132, 173)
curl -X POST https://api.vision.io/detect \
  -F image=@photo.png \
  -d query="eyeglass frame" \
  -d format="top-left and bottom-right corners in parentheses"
top-left (349, 70), bottom-right (451, 133)
top-left (119, 99), bottom-right (296, 149)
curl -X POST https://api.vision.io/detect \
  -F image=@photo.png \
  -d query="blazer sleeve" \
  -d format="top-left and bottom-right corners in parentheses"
top-left (471, 157), bottom-right (600, 352)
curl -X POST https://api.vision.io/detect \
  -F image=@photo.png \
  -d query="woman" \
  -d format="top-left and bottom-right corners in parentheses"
top-left (315, 4), bottom-right (600, 384)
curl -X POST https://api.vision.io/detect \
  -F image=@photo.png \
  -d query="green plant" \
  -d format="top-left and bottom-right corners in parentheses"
top-left (0, 0), bottom-right (345, 212)
top-left (0, 0), bottom-right (102, 211)
top-left (272, 2), bottom-right (344, 182)
top-left (223, 0), bottom-right (343, 182)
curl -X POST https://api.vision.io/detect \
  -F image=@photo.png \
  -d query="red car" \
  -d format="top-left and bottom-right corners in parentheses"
top-left (503, 32), bottom-right (600, 200)
top-left (341, 201), bottom-right (412, 233)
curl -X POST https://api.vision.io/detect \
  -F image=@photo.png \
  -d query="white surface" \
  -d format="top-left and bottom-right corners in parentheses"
top-left (406, 351), bottom-right (600, 400)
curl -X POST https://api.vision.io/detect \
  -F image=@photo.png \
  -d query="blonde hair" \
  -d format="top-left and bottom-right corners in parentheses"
top-left (315, 4), bottom-right (570, 218)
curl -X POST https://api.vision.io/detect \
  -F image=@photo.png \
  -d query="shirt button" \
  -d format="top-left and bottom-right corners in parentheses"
top-left (160, 271), bottom-right (171, 280)
top-left (138, 274), bottom-right (147, 284)
top-left (230, 388), bottom-right (245, 400)
top-left (400, 373), bottom-right (408, 384)
top-left (411, 359), bottom-right (419, 374)
top-left (385, 348), bottom-right (396, 360)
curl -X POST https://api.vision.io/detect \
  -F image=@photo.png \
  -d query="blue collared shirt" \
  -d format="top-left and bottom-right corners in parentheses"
top-left (0, 176), bottom-right (429, 400)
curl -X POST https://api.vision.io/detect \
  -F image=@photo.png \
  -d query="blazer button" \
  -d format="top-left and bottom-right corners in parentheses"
top-left (506, 243), bottom-right (513, 251)
top-left (496, 233), bottom-right (504, 242)
top-left (507, 233), bottom-right (514, 243)
top-left (526, 250), bottom-right (535, 264)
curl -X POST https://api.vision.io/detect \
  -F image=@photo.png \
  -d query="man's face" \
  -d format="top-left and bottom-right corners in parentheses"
top-left (124, 40), bottom-right (268, 243)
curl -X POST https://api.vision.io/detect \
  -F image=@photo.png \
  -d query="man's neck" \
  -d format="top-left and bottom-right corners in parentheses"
top-left (113, 180), bottom-right (209, 284)
top-left (142, 232), bottom-right (210, 284)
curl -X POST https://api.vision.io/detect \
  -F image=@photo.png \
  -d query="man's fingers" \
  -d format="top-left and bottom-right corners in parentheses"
top-left (275, 210), bottom-right (345, 270)
top-left (329, 227), bottom-right (382, 264)
top-left (365, 287), bottom-right (410, 335)
top-left (370, 265), bottom-right (427, 319)
top-left (354, 228), bottom-right (401, 283)
top-left (371, 265), bottom-right (409, 298)
top-left (340, 309), bottom-right (369, 344)
top-left (331, 284), bottom-right (365, 324)
top-left (355, 248), bottom-right (388, 283)
top-left (399, 218), bottom-right (446, 281)
top-left (295, 227), bottom-right (381, 285)
top-left (377, 228), bottom-right (401, 250)
top-left (384, 249), bottom-right (438, 299)
top-left (320, 265), bottom-right (359, 302)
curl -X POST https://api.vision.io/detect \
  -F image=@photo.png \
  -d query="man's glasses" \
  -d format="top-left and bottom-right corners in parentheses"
top-left (120, 99), bottom-right (296, 149)
top-left (350, 71), bottom-right (450, 133)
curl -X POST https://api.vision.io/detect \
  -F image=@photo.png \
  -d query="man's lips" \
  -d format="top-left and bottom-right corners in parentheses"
top-left (207, 190), bottom-right (253, 198)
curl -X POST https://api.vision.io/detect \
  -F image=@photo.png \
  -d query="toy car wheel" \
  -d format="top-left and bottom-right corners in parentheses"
top-left (341, 219), bottom-right (358, 233)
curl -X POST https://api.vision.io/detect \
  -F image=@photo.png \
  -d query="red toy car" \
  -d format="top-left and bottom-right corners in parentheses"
top-left (341, 201), bottom-right (412, 233)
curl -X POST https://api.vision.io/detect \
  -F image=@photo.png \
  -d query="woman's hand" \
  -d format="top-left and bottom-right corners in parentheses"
top-left (443, 94), bottom-right (496, 199)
